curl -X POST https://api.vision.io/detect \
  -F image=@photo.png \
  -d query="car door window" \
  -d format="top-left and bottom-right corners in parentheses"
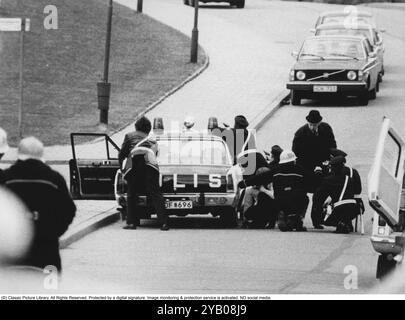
top-left (368, 118), bottom-right (405, 228)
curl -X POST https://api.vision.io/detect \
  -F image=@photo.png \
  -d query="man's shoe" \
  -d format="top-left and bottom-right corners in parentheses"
top-left (160, 224), bottom-right (170, 231)
top-left (313, 225), bottom-right (324, 230)
top-left (123, 224), bottom-right (137, 230)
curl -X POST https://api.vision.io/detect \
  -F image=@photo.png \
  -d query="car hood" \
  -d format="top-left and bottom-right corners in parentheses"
top-left (293, 59), bottom-right (366, 70)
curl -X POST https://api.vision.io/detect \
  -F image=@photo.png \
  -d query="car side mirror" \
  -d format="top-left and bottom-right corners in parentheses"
top-left (291, 51), bottom-right (298, 59)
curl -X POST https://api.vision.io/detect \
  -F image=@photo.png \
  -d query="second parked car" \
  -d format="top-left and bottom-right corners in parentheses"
top-left (287, 35), bottom-right (381, 106)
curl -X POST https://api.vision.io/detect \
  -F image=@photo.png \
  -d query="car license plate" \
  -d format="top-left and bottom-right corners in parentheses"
top-left (165, 201), bottom-right (193, 210)
top-left (313, 85), bottom-right (337, 93)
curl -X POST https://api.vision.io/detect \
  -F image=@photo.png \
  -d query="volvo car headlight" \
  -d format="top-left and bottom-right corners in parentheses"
top-left (347, 70), bottom-right (357, 81)
top-left (296, 71), bottom-right (306, 81)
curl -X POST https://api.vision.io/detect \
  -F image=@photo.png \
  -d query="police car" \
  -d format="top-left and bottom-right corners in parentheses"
top-left (368, 117), bottom-right (405, 279)
top-left (69, 118), bottom-right (243, 227)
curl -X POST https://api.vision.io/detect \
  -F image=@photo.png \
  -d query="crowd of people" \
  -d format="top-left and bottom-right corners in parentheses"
top-left (234, 110), bottom-right (363, 234)
top-left (119, 110), bottom-right (363, 235)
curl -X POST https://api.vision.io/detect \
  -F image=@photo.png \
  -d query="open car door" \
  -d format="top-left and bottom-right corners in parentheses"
top-left (69, 133), bottom-right (120, 200)
top-left (368, 118), bottom-right (405, 231)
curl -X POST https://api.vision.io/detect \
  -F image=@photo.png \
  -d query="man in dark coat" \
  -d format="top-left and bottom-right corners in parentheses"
top-left (119, 116), bottom-right (169, 231)
top-left (239, 150), bottom-right (309, 232)
top-left (292, 110), bottom-right (337, 193)
top-left (221, 115), bottom-right (257, 165)
top-left (311, 156), bottom-right (359, 234)
top-left (3, 137), bottom-right (76, 272)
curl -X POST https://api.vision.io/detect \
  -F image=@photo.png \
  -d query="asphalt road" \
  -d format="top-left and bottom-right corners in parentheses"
top-left (60, 1), bottom-right (405, 294)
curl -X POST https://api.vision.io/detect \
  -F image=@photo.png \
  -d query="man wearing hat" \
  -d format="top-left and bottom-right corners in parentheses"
top-left (3, 137), bottom-right (76, 272)
top-left (311, 155), bottom-right (359, 234)
top-left (222, 115), bottom-right (257, 165)
top-left (292, 110), bottom-right (337, 193)
top-left (238, 150), bottom-right (309, 232)
top-left (0, 127), bottom-right (10, 184)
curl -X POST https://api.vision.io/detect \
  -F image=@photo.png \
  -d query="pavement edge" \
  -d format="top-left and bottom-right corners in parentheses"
top-left (60, 208), bottom-right (120, 249)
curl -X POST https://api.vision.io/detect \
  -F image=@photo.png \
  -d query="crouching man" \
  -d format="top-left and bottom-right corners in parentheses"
top-left (238, 150), bottom-right (309, 232)
top-left (311, 156), bottom-right (359, 234)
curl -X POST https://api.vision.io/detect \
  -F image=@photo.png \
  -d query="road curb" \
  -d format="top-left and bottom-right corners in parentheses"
top-left (251, 90), bottom-right (291, 132)
top-left (60, 208), bottom-right (120, 249)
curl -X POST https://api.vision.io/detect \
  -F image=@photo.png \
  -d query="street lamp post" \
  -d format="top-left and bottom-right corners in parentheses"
top-left (190, 0), bottom-right (199, 63)
top-left (137, 0), bottom-right (143, 13)
top-left (98, 0), bottom-right (113, 126)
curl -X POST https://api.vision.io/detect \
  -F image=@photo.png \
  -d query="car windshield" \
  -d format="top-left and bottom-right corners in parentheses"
top-left (157, 139), bottom-right (230, 166)
top-left (317, 28), bottom-right (373, 44)
top-left (322, 16), bottom-right (374, 26)
top-left (299, 38), bottom-right (365, 60)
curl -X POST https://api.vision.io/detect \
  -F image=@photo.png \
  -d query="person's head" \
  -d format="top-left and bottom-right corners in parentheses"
top-left (330, 148), bottom-right (347, 162)
top-left (135, 116), bottom-right (152, 134)
top-left (0, 127), bottom-right (9, 160)
top-left (270, 145), bottom-right (283, 163)
top-left (330, 156), bottom-right (345, 173)
top-left (234, 115), bottom-right (249, 130)
top-left (254, 166), bottom-right (271, 188)
top-left (306, 110), bottom-right (323, 131)
top-left (18, 137), bottom-right (44, 162)
top-left (184, 116), bottom-right (195, 129)
top-left (279, 150), bottom-right (297, 165)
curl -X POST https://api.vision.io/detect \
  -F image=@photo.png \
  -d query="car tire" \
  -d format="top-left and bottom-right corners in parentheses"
top-left (220, 208), bottom-right (238, 228)
top-left (235, 0), bottom-right (245, 8)
top-left (291, 90), bottom-right (301, 106)
top-left (369, 87), bottom-right (377, 100)
top-left (376, 254), bottom-right (397, 280)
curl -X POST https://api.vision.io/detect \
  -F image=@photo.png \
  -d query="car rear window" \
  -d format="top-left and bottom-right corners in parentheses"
top-left (157, 139), bottom-right (231, 166)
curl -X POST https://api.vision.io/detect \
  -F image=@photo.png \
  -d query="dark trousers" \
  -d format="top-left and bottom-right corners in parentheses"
top-left (324, 203), bottom-right (358, 227)
top-left (244, 192), bottom-right (278, 228)
top-left (21, 239), bottom-right (62, 272)
top-left (278, 193), bottom-right (309, 227)
top-left (127, 165), bottom-right (167, 226)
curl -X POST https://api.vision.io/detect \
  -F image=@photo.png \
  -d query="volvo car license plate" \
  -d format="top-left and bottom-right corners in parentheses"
top-left (313, 85), bottom-right (337, 92)
top-left (165, 201), bottom-right (193, 210)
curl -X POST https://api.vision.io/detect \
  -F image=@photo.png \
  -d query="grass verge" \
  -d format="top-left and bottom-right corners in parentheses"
top-left (0, 0), bottom-right (205, 146)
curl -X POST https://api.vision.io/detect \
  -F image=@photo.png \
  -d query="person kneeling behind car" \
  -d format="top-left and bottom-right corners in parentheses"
top-left (242, 167), bottom-right (279, 229)
top-left (238, 150), bottom-right (309, 232)
top-left (312, 156), bottom-right (358, 234)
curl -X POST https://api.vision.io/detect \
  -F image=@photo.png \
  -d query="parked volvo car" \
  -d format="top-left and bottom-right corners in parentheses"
top-left (314, 22), bottom-right (385, 79)
top-left (287, 35), bottom-right (381, 106)
top-left (314, 10), bottom-right (377, 29)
